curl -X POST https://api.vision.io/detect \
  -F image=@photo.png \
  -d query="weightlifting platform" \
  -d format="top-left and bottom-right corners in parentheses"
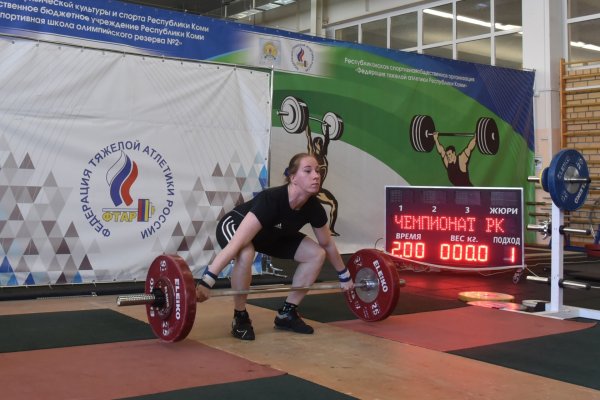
top-left (0, 246), bottom-right (599, 400)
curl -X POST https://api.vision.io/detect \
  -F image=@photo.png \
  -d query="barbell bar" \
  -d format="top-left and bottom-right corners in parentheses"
top-left (526, 275), bottom-right (600, 290)
top-left (526, 222), bottom-right (592, 238)
top-left (277, 96), bottom-right (344, 140)
top-left (409, 114), bottom-right (499, 155)
top-left (115, 249), bottom-right (404, 342)
top-left (527, 149), bottom-right (592, 211)
top-left (527, 176), bottom-right (591, 184)
top-left (116, 279), bottom-right (383, 307)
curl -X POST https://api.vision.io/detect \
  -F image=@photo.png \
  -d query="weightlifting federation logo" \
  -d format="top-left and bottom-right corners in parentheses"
top-left (80, 141), bottom-right (175, 239)
top-left (291, 44), bottom-right (314, 72)
top-left (106, 151), bottom-right (154, 222)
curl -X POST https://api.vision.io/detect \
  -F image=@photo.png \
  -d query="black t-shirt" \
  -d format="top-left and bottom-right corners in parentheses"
top-left (235, 185), bottom-right (328, 233)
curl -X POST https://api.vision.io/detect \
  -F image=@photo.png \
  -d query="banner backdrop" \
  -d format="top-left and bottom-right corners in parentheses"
top-left (265, 50), bottom-right (535, 250)
top-left (0, 0), bottom-right (535, 284)
top-left (0, 37), bottom-right (271, 285)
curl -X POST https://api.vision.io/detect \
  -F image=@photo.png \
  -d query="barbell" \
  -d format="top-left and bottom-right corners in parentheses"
top-left (277, 96), bottom-right (344, 140)
top-left (527, 149), bottom-right (591, 211)
top-left (409, 114), bottom-right (499, 155)
top-left (526, 220), bottom-right (592, 238)
top-left (116, 249), bottom-right (404, 342)
top-left (527, 275), bottom-right (600, 290)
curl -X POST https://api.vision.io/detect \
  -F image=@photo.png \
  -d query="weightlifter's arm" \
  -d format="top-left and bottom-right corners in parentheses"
top-left (313, 225), bottom-right (354, 291)
top-left (458, 136), bottom-right (477, 172)
top-left (196, 212), bottom-right (262, 301)
top-left (433, 132), bottom-right (449, 167)
top-left (305, 125), bottom-right (315, 154)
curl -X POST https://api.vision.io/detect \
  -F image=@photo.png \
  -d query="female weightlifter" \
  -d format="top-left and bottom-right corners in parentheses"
top-left (195, 153), bottom-right (354, 340)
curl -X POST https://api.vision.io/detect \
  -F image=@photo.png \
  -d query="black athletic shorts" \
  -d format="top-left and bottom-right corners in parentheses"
top-left (215, 210), bottom-right (306, 260)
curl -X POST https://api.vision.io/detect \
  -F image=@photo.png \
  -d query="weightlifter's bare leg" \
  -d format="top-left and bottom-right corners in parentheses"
top-left (274, 237), bottom-right (325, 334)
top-left (230, 243), bottom-right (256, 340)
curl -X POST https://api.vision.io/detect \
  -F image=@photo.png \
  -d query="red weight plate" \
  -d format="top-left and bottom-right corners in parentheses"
top-left (145, 255), bottom-right (197, 342)
top-left (344, 249), bottom-right (401, 321)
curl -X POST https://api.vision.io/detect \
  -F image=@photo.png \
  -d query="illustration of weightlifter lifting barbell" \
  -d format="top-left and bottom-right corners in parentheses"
top-left (278, 96), bottom-right (344, 236)
top-left (410, 114), bottom-right (499, 187)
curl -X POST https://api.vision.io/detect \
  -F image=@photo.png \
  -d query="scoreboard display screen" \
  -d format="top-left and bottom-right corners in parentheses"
top-left (385, 186), bottom-right (524, 269)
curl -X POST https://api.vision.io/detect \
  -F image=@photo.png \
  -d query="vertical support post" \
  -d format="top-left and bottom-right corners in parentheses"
top-left (310, 0), bottom-right (322, 37)
top-left (549, 202), bottom-right (564, 312)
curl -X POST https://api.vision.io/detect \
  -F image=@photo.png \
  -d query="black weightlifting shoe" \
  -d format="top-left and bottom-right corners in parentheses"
top-left (274, 309), bottom-right (314, 334)
top-left (231, 311), bottom-right (255, 341)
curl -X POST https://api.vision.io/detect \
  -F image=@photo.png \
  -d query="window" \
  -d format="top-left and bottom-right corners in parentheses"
top-left (335, 25), bottom-right (358, 43)
top-left (566, 0), bottom-right (600, 63)
top-left (423, 45), bottom-right (453, 59)
top-left (423, 3), bottom-right (453, 45)
top-left (457, 0), bottom-right (491, 39)
top-left (568, 0), bottom-right (600, 18)
top-left (362, 19), bottom-right (387, 48)
top-left (390, 12), bottom-right (418, 49)
top-left (495, 33), bottom-right (523, 69)
top-left (457, 38), bottom-right (491, 64)
top-left (568, 19), bottom-right (600, 62)
top-left (495, 0), bottom-right (522, 31)
top-left (331, 0), bottom-right (523, 68)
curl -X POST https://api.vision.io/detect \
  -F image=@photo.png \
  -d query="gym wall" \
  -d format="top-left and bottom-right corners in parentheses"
top-left (0, 0), bottom-right (534, 286)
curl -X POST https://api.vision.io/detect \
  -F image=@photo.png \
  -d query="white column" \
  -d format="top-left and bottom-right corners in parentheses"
top-left (522, 0), bottom-right (565, 244)
top-left (310, 0), bottom-right (323, 37)
top-left (522, 0), bottom-right (565, 166)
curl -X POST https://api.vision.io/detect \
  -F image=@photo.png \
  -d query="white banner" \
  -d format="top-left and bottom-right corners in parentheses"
top-left (0, 37), bottom-right (271, 286)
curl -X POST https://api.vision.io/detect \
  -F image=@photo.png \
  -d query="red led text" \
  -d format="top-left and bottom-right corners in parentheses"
top-left (394, 215), bottom-right (476, 232)
top-left (485, 217), bottom-right (505, 233)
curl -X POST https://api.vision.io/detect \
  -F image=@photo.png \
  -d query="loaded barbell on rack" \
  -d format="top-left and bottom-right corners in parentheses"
top-left (409, 114), bottom-right (499, 155)
top-left (116, 249), bottom-right (404, 342)
top-left (527, 148), bottom-right (592, 211)
top-left (277, 96), bottom-right (344, 140)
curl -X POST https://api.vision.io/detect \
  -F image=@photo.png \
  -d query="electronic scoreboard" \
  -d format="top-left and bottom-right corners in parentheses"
top-left (385, 186), bottom-right (524, 269)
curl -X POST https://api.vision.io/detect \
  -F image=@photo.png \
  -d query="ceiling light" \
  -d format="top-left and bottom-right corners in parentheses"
top-left (571, 41), bottom-right (600, 52)
top-left (274, 0), bottom-right (296, 5)
top-left (229, 9), bottom-right (262, 19)
top-left (256, 3), bottom-right (281, 11)
top-left (423, 9), bottom-right (522, 31)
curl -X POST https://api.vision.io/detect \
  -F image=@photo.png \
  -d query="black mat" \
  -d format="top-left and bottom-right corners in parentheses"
top-left (119, 374), bottom-right (357, 400)
top-left (0, 309), bottom-right (155, 353)
top-left (450, 319), bottom-right (600, 390)
top-left (247, 291), bottom-right (467, 323)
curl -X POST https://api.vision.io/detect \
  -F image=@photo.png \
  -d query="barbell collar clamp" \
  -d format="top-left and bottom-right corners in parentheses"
top-left (526, 223), bottom-right (550, 238)
top-left (526, 223), bottom-right (548, 232)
